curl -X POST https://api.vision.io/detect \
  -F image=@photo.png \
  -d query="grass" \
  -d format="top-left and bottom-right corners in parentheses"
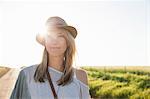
top-left (0, 66), bottom-right (10, 78)
top-left (82, 66), bottom-right (150, 99)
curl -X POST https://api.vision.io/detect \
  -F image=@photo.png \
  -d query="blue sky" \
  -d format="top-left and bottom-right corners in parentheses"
top-left (0, 0), bottom-right (150, 67)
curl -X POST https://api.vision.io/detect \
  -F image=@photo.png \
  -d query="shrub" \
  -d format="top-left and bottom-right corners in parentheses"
top-left (89, 71), bottom-right (99, 78)
top-left (97, 87), bottom-right (113, 99)
top-left (101, 73), bottom-right (111, 80)
top-left (130, 89), bottom-right (150, 99)
top-left (89, 80), bottom-right (102, 98)
top-left (138, 78), bottom-right (150, 89)
top-left (96, 81), bottom-right (116, 98)
top-left (112, 86), bottom-right (136, 98)
top-left (111, 76), bottom-right (129, 83)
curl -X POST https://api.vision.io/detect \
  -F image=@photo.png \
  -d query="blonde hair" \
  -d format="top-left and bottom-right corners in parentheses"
top-left (34, 28), bottom-right (76, 86)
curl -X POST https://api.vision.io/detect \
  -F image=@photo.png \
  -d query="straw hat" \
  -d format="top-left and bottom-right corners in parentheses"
top-left (36, 16), bottom-right (77, 45)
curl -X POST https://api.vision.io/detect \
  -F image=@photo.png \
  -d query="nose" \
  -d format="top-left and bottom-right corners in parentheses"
top-left (49, 36), bottom-right (59, 44)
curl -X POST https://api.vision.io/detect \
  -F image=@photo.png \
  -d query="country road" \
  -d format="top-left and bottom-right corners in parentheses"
top-left (0, 68), bottom-right (21, 99)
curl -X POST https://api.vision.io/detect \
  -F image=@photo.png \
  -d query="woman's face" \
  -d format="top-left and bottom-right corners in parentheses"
top-left (45, 28), bottom-right (67, 57)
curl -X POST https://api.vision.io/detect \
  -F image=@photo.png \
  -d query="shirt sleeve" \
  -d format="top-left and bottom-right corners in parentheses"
top-left (10, 70), bottom-right (31, 99)
top-left (79, 81), bottom-right (91, 99)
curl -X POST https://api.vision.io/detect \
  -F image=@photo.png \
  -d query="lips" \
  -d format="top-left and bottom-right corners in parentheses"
top-left (50, 47), bottom-right (60, 49)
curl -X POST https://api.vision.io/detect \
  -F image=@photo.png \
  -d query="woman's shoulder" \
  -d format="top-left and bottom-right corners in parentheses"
top-left (73, 67), bottom-right (88, 86)
top-left (21, 64), bottom-right (38, 75)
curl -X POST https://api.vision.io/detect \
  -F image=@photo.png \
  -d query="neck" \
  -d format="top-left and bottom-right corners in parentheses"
top-left (48, 55), bottom-right (64, 72)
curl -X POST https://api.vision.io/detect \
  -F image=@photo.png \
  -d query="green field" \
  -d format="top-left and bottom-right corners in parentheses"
top-left (82, 66), bottom-right (150, 99)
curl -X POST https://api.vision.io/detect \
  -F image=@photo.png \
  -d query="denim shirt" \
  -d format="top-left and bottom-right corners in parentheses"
top-left (10, 65), bottom-right (90, 99)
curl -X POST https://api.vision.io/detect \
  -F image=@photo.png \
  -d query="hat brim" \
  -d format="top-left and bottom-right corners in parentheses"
top-left (62, 26), bottom-right (77, 38)
top-left (36, 25), bottom-right (77, 46)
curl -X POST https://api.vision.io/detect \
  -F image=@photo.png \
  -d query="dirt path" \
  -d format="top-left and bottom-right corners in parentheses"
top-left (0, 68), bottom-right (20, 99)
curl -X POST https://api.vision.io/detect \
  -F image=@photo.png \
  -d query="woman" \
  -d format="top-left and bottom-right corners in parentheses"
top-left (10, 16), bottom-right (90, 99)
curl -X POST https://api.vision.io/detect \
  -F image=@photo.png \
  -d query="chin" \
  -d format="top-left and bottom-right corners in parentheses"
top-left (48, 52), bottom-right (64, 57)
